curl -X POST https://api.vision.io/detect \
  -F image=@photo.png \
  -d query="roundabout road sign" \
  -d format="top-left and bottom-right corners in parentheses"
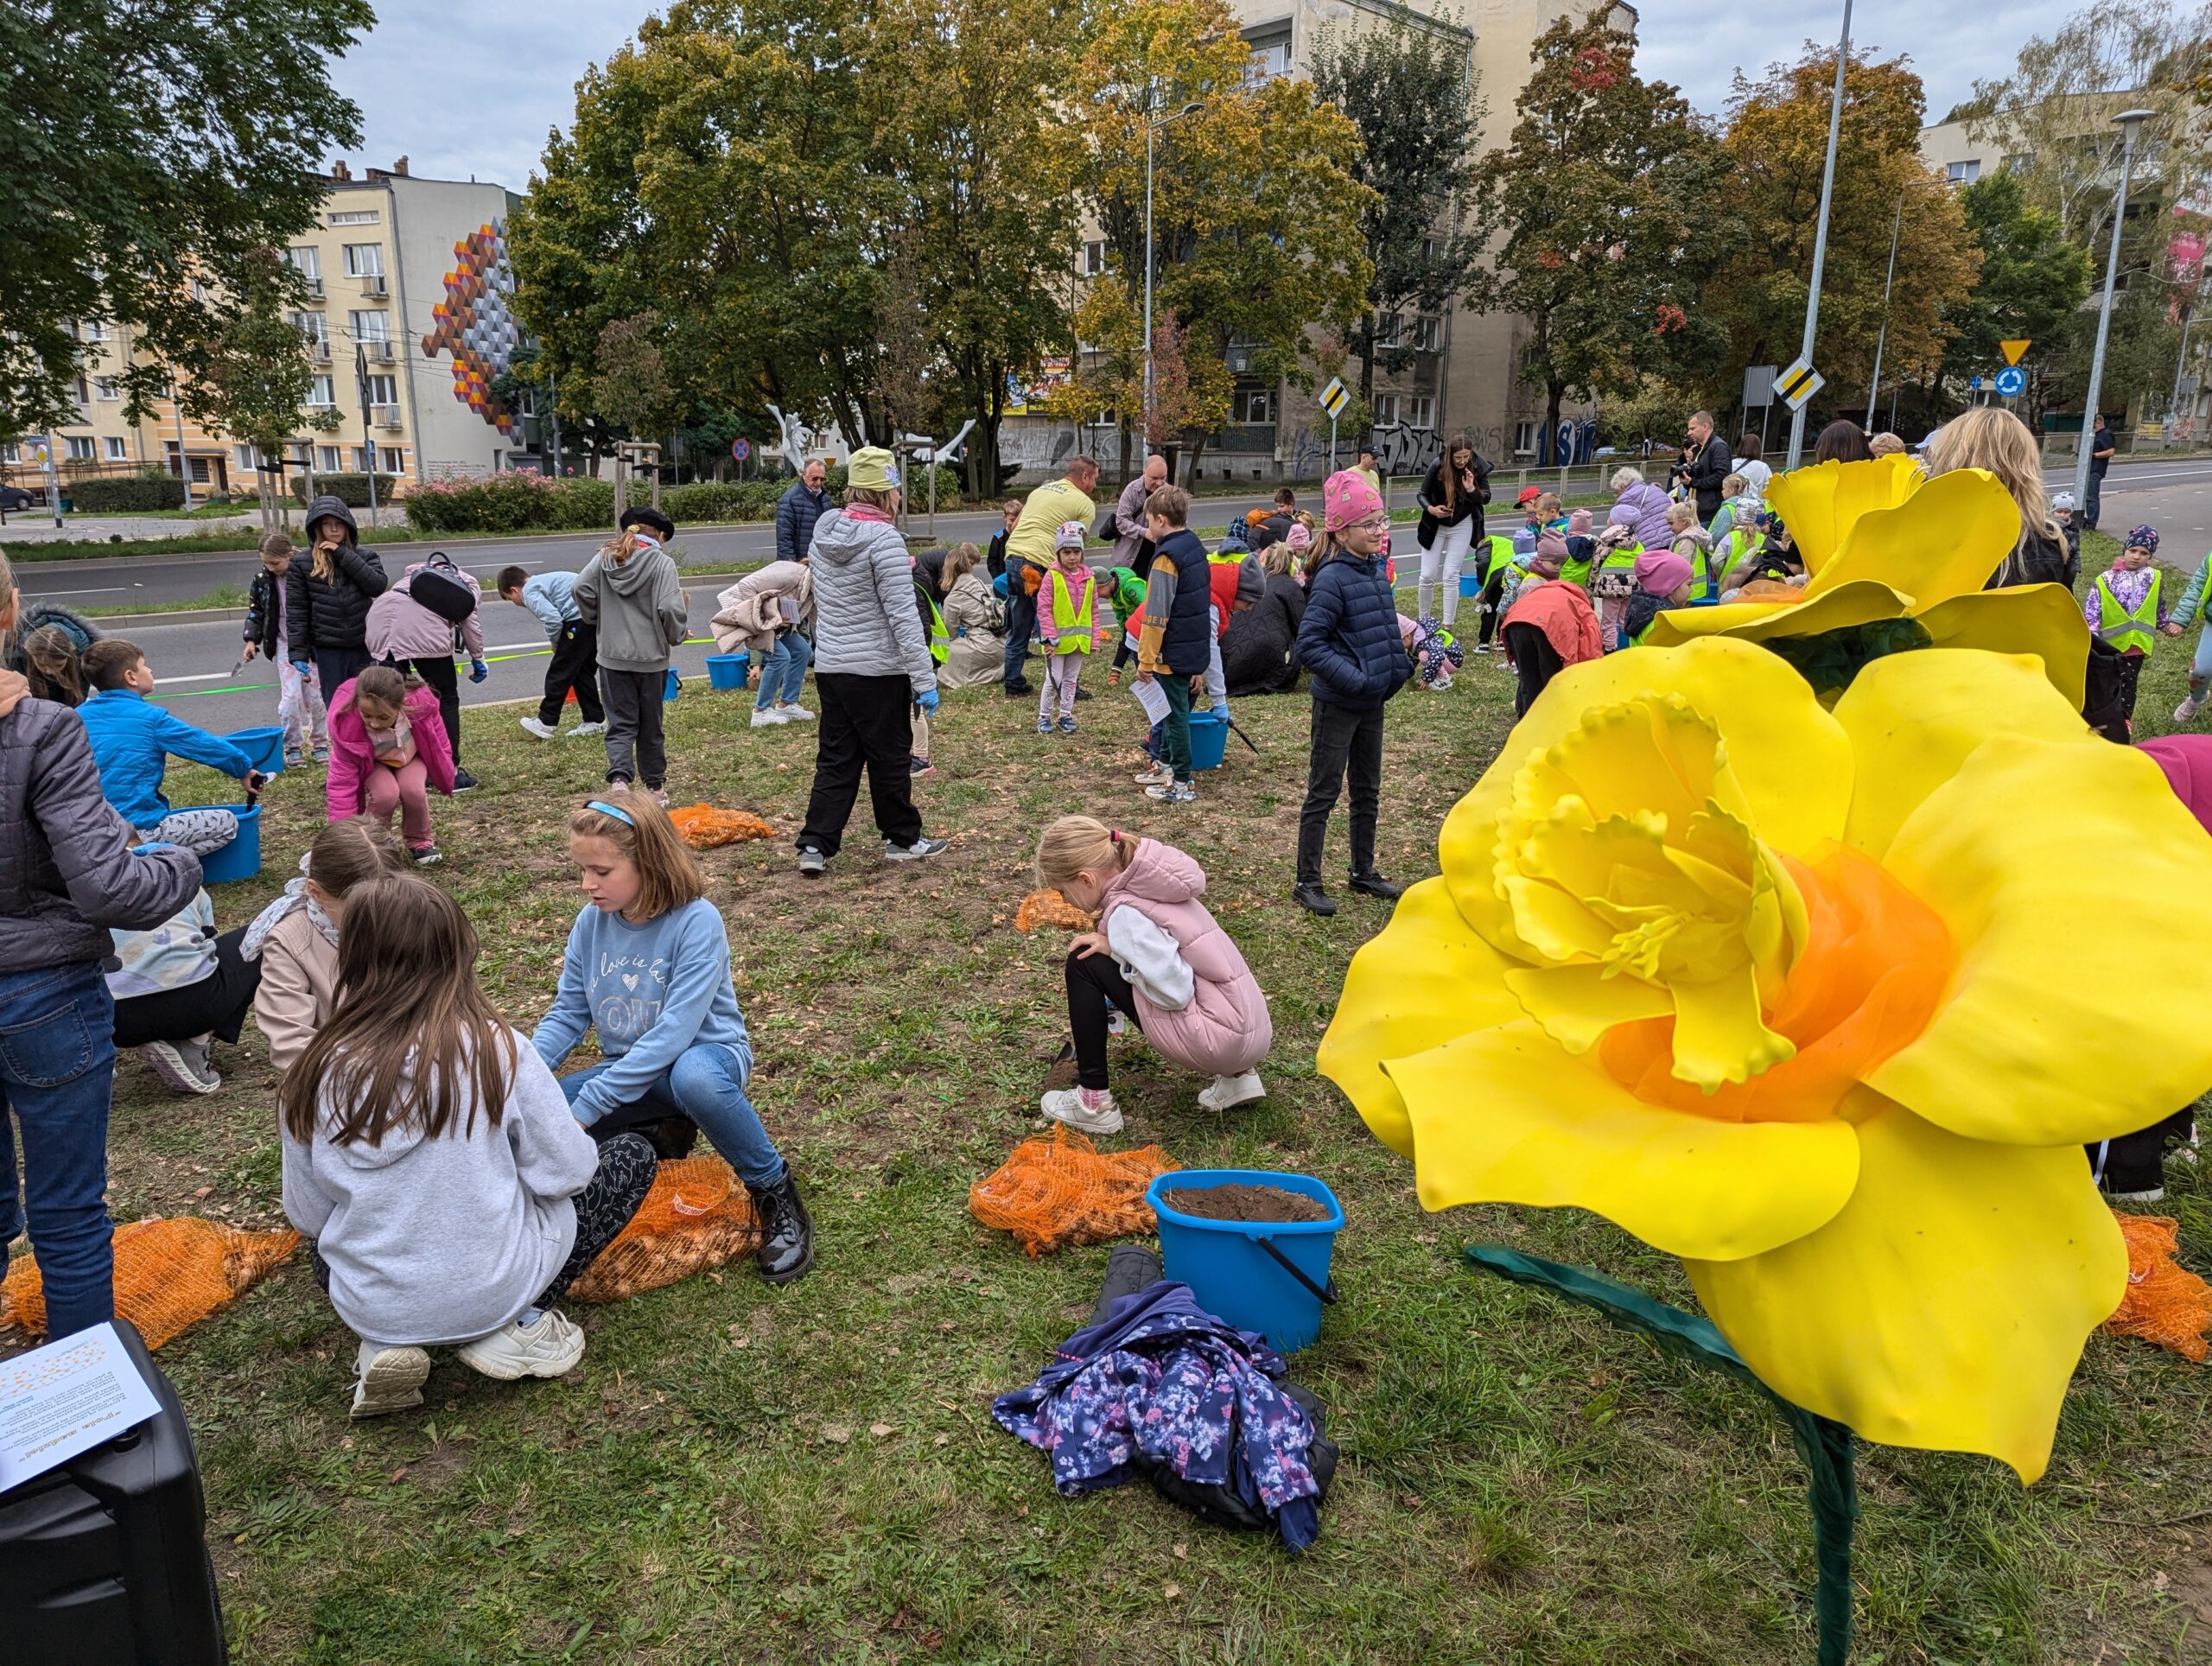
top-left (1993, 366), bottom-right (2026, 397)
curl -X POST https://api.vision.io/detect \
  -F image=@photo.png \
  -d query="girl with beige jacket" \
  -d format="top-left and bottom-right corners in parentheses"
top-left (245, 817), bottom-right (410, 1074)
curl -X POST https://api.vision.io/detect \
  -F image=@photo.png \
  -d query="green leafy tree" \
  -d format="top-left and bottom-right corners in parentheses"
top-left (1937, 175), bottom-right (2093, 424)
top-left (191, 248), bottom-right (344, 527)
top-left (1308, 13), bottom-right (1484, 406)
top-left (1465, 7), bottom-right (1730, 448)
top-left (0, 0), bottom-right (372, 436)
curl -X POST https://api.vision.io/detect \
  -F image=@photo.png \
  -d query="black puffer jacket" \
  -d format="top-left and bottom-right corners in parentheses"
top-left (0, 693), bottom-right (200, 973)
top-left (1221, 573), bottom-right (1306, 696)
top-left (285, 496), bottom-right (388, 658)
top-left (1296, 550), bottom-right (1408, 711)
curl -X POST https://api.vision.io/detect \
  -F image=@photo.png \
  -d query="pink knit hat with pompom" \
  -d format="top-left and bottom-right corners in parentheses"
top-left (1324, 467), bottom-right (1385, 532)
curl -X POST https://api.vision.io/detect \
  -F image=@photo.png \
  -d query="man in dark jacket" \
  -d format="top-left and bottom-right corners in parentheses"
top-left (286, 494), bottom-right (388, 691)
top-left (1292, 470), bottom-right (1408, 916)
top-left (1131, 486), bottom-right (1214, 804)
top-left (1684, 410), bottom-right (1732, 524)
top-left (777, 460), bottom-right (832, 565)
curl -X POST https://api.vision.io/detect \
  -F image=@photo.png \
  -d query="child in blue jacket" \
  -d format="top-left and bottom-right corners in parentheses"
top-left (79, 639), bottom-right (266, 855)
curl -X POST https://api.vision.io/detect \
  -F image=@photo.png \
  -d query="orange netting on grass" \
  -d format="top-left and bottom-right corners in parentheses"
top-left (668, 804), bottom-right (778, 849)
top-left (969, 1127), bottom-right (1173, 1256)
top-left (0, 1217), bottom-right (298, 1350)
top-left (1014, 888), bottom-right (1096, 932)
top-left (567, 1154), bottom-right (761, 1303)
top-left (2103, 1210), bottom-right (2212, 1363)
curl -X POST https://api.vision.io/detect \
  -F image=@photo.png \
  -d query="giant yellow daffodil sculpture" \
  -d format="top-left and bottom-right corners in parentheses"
top-left (1644, 455), bottom-right (2091, 709)
top-left (1321, 638), bottom-right (2212, 1485)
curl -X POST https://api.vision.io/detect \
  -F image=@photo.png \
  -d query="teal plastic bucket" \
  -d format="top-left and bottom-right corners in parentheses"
top-left (222, 725), bottom-right (286, 775)
top-left (194, 804), bottom-right (263, 884)
top-left (1186, 709), bottom-right (1229, 771)
top-left (705, 652), bottom-right (750, 691)
top-left (1147, 1169), bottom-right (1343, 1353)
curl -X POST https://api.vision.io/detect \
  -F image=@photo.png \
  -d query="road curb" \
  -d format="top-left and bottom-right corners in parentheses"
top-left (97, 570), bottom-right (760, 629)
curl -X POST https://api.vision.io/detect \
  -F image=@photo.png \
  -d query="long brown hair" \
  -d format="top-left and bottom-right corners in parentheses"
top-left (307, 816), bottom-right (410, 897)
top-left (279, 874), bottom-right (518, 1148)
top-left (1439, 432), bottom-right (1473, 511)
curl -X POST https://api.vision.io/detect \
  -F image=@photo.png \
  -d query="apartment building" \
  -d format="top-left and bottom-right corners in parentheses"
top-left (18, 160), bottom-right (528, 497)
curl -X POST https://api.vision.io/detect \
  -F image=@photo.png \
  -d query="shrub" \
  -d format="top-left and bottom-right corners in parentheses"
top-left (404, 472), bottom-right (615, 534)
top-left (67, 474), bottom-right (186, 513)
top-left (292, 473), bottom-right (402, 509)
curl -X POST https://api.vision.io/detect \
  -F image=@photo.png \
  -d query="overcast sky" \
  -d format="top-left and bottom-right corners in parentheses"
top-left (326, 0), bottom-right (2081, 192)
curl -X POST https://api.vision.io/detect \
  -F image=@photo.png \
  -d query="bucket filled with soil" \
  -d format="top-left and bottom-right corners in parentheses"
top-left (1147, 1169), bottom-right (1344, 1353)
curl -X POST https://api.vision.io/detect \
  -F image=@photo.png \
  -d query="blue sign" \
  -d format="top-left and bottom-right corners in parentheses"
top-left (730, 437), bottom-right (752, 462)
top-left (1994, 366), bottom-right (2026, 397)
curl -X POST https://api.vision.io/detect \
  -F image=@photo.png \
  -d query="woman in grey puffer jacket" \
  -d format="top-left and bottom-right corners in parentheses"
top-left (0, 550), bottom-right (202, 1339)
top-left (795, 448), bottom-right (946, 876)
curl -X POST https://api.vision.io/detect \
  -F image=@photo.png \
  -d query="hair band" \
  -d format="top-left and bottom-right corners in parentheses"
top-left (586, 798), bottom-right (636, 827)
top-left (1109, 829), bottom-right (1122, 845)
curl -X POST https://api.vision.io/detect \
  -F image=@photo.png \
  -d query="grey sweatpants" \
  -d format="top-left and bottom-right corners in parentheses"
top-left (601, 669), bottom-right (667, 788)
top-left (138, 808), bottom-right (239, 855)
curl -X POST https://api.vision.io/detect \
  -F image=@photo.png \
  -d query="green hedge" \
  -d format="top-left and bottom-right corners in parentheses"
top-left (292, 473), bottom-right (403, 508)
top-left (404, 465), bottom-right (966, 535)
top-left (67, 475), bottom-right (186, 513)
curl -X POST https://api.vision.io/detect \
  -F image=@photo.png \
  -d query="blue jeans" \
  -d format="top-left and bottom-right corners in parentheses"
top-left (754, 632), bottom-right (812, 711)
top-left (559, 1043), bottom-right (786, 1189)
top-left (1002, 580), bottom-right (1037, 690)
top-left (0, 962), bottom-right (120, 1339)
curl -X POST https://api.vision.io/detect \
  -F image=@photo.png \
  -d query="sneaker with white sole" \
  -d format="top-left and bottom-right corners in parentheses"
top-left (351, 1341), bottom-right (430, 1419)
top-left (411, 844), bottom-right (443, 867)
top-left (1132, 760), bottom-right (1174, 786)
top-left (750, 707), bottom-right (790, 728)
top-left (798, 846), bottom-right (828, 877)
top-left (884, 836), bottom-right (950, 862)
top-left (455, 1309), bottom-right (587, 1381)
top-left (2177, 695), bottom-right (2204, 724)
top-left (776, 703), bottom-right (815, 722)
top-left (1198, 1070), bottom-right (1266, 1111)
top-left (1145, 780), bottom-right (1198, 804)
top-left (519, 716), bottom-right (560, 741)
top-left (138, 1036), bottom-right (219, 1096)
top-left (1041, 1085), bottom-right (1124, 1135)
top-left (569, 720), bottom-right (607, 737)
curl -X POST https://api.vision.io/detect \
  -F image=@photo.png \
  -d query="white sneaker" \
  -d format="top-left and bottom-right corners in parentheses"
top-left (351, 1341), bottom-right (429, 1419)
top-left (1041, 1086), bottom-right (1124, 1135)
top-left (518, 716), bottom-right (559, 741)
top-left (884, 836), bottom-right (950, 862)
top-left (750, 707), bottom-right (790, 728)
top-left (776, 703), bottom-right (815, 722)
top-left (1198, 1070), bottom-right (1266, 1111)
top-left (455, 1310), bottom-right (587, 1381)
top-left (2177, 696), bottom-right (2204, 724)
top-left (1132, 760), bottom-right (1173, 786)
top-left (139, 1037), bottom-right (219, 1096)
top-left (569, 720), bottom-right (607, 737)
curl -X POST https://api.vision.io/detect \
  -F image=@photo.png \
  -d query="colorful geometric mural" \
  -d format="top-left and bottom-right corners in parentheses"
top-left (421, 220), bottom-right (522, 435)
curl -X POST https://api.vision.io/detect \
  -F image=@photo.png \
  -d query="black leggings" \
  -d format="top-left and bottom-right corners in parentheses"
top-left (1066, 948), bottom-right (1145, 1091)
top-left (111, 927), bottom-right (260, 1049)
top-left (1504, 623), bottom-right (1564, 717)
top-left (1477, 569), bottom-right (1510, 645)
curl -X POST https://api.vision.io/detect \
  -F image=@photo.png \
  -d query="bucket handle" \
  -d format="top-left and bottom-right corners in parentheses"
top-left (1255, 1234), bottom-right (1337, 1306)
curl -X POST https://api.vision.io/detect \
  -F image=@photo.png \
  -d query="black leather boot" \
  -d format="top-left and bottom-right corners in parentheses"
top-left (1292, 881), bottom-right (1338, 917)
top-left (1348, 871), bottom-right (1403, 901)
top-left (747, 1172), bottom-right (815, 1285)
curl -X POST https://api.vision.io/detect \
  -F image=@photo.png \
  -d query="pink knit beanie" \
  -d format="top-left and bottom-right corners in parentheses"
top-left (1567, 508), bottom-right (1593, 536)
top-left (1634, 550), bottom-right (1694, 595)
top-left (1324, 467), bottom-right (1384, 532)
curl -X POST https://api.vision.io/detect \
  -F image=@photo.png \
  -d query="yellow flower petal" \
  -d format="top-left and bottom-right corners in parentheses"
top-left (1830, 648), bottom-right (2091, 862)
top-left (1316, 877), bottom-right (1526, 1158)
top-left (1685, 1093), bottom-right (2126, 1483)
top-left (1668, 962), bottom-right (1796, 1091)
top-left (1644, 582), bottom-right (1912, 651)
top-left (1799, 468), bottom-right (2020, 607)
top-left (1914, 586), bottom-right (2091, 711)
top-left (1764, 454), bottom-right (1923, 574)
top-left (1869, 736), bottom-right (2212, 1146)
top-left (1384, 1021), bottom-right (1860, 1259)
top-left (1503, 963), bottom-right (1674, 1052)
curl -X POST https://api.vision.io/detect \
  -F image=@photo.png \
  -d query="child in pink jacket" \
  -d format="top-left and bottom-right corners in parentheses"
top-left (1032, 816), bottom-right (1272, 1133)
top-left (327, 665), bottom-right (454, 866)
top-left (1033, 521), bottom-right (1116, 735)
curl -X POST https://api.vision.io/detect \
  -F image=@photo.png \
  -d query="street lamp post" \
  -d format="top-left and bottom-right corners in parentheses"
top-left (1140, 94), bottom-right (1201, 473)
top-left (2073, 108), bottom-right (2157, 517)
top-left (1785, 0), bottom-right (1853, 470)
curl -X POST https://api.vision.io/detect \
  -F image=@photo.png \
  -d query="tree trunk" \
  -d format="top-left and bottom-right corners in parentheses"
top-left (1182, 430), bottom-right (1210, 488)
top-left (1546, 378), bottom-right (1566, 467)
top-left (1117, 418), bottom-right (1132, 490)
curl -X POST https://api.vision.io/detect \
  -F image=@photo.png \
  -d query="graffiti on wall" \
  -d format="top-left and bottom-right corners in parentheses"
top-left (1365, 423), bottom-right (1444, 478)
top-left (420, 221), bottom-right (522, 436)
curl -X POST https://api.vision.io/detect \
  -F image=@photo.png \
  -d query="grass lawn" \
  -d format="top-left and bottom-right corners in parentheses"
top-left (93, 540), bottom-right (2212, 1664)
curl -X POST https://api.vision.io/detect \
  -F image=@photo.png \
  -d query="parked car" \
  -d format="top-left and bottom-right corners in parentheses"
top-left (0, 485), bottom-right (38, 512)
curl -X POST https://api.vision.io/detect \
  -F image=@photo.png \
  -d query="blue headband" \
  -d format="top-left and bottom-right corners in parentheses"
top-left (585, 798), bottom-right (636, 826)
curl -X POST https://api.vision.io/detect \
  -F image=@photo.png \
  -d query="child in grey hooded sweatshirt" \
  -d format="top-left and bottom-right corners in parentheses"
top-left (574, 506), bottom-right (688, 802)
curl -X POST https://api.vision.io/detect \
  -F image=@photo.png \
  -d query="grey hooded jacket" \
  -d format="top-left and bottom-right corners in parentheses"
top-left (808, 510), bottom-right (936, 691)
top-left (573, 538), bottom-right (689, 672)
top-left (0, 695), bottom-right (201, 973)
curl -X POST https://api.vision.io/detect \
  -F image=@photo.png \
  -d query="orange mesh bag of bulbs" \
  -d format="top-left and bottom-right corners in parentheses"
top-left (2103, 1211), bottom-right (2212, 1364)
top-left (1014, 889), bottom-right (1096, 932)
top-left (969, 1127), bottom-right (1173, 1256)
top-left (567, 1154), bottom-right (761, 1303)
top-left (0, 1217), bottom-right (299, 1350)
top-left (667, 804), bottom-right (777, 849)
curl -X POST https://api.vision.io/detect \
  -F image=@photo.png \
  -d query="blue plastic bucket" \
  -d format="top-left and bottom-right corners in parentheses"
top-left (222, 725), bottom-right (286, 775)
top-left (1147, 1169), bottom-right (1344, 1353)
top-left (194, 804), bottom-right (263, 884)
top-left (1459, 573), bottom-right (1484, 597)
top-left (705, 652), bottom-right (750, 691)
top-left (663, 667), bottom-right (682, 702)
top-left (1186, 709), bottom-right (1229, 771)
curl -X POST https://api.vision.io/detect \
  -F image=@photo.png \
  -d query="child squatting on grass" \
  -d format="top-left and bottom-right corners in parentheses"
top-left (532, 794), bottom-right (815, 1284)
top-left (1033, 815), bottom-right (1273, 1135)
top-left (326, 663), bottom-right (454, 867)
top-left (245, 815), bottom-right (412, 1078)
top-left (279, 873), bottom-right (661, 1420)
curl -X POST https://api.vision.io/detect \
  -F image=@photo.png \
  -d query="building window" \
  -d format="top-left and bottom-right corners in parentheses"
top-left (342, 243), bottom-right (385, 278)
top-left (1406, 395), bottom-right (1435, 430)
top-left (188, 456), bottom-right (212, 483)
top-left (1, 442), bottom-right (16, 463)
top-left (317, 445), bottom-right (342, 473)
top-left (349, 309), bottom-right (390, 344)
top-left (1413, 315), bottom-right (1442, 353)
top-left (288, 245), bottom-right (321, 279)
top-left (1230, 387), bottom-right (1276, 424)
top-left (1082, 240), bottom-right (1107, 277)
top-left (104, 436), bottom-right (128, 461)
top-left (353, 446), bottom-right (374, 473)
top-left (1243, 24), bottom-right (1291, 82)
top-left (1373, 393), bottom-right (1399, 426)
top-left (308, 374), bottom-right (335, 408)
top-left (82, 320), bottom-right (108, 343)
top-left (94, 376), bottom-right (119, 401)
top-left (234, 444), bottom-right (259, 472)
top-left (292, 311), bottom-right (328, 353)
top-left (74, 375), bottom-right (92, 405)
top-left (364, 373), bottom-right (398, 409)
top-left (1373, 312), bottom-right (1404, 349)
top-left (66, 436), bottom-right (96, 461)
top-left (1515, 420), bottom-right (1541, 455)
top-left (327, 209), bottom-right (379, 226)
top-left (1945, 159), bottom-right (1980, 185)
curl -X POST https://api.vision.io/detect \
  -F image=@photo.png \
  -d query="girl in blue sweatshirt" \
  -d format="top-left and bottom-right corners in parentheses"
top-left (532, 794), bottom-right (813, 1282)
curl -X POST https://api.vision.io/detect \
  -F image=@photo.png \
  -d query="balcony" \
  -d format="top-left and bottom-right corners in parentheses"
top-left (303, 277), bottom-right (324, 300)
top-left (365, 340), bottom-right (393, 363)
top-left (372, 405), bottom-right (403, 430)
top-left (358, 273), bottom-right (387, 297)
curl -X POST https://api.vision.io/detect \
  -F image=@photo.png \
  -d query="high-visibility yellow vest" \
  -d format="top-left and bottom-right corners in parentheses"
top-left (1484, 533), bottom-right (1516, 575)
top-left (1047, 567), bottom-right (1099, 654)
top-left (919, 588), bottom-right (950, 664)
top-left (1676, 539), bottom-right (1713, 600)
top-left (2095, 569), bottom-right (2161, 654)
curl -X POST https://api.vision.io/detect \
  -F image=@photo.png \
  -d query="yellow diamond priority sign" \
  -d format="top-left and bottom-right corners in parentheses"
top-left (1776, 358), bottom-right (1824, 411)
top-left (1319, 377), bottom-right (1351, 420)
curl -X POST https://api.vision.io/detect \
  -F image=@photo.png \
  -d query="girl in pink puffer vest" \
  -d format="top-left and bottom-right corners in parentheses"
top-left (1032, 817), bottom-right (1272, 1135)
